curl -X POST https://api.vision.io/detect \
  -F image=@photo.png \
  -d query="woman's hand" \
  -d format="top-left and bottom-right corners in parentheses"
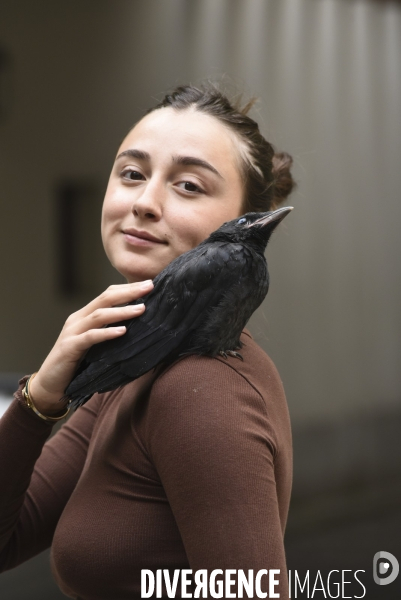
top-left (29, 280), bottom-right (154, 415)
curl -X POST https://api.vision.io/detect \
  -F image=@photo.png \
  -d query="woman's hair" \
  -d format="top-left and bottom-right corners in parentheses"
top-left (146, 82), bottom-right (295, 213)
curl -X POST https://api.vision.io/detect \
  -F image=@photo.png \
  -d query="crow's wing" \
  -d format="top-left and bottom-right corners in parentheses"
top-left (86, 241), bottom-right (243, 360)
top-left (66, 241), bottom-right (255, 397)
top-left (186, 245), bottom-right (268, 355)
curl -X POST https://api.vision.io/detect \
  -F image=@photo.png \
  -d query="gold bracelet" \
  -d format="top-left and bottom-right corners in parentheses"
top-left (22, 372), bottom-right (71, 422)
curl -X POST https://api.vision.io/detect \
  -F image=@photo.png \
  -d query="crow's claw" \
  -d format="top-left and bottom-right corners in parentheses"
top-left (219, 350), bottom-right (244, 361)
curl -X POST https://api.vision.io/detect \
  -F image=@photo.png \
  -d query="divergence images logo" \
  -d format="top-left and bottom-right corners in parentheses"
top-left (373, 552), bottom-right (399, 586)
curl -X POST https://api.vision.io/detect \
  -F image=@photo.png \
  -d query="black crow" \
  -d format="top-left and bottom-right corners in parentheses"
top-left (65, 206), bottom-right (293, 409)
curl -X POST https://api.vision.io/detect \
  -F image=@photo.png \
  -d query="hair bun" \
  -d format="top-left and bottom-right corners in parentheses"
top-left (148, 82), bottom-right (296, 213)
top-left (271, 151), bottom-right (296, 207)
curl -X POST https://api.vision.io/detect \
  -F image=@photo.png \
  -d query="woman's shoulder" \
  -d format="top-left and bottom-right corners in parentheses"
top-left (152, 329), bottom-right (286, 407)
top-left (147, 329), bottom-right (291, 454)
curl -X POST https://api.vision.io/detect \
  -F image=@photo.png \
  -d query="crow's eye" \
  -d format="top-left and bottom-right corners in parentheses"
top-left (237, 217), bottom-right (247, 225)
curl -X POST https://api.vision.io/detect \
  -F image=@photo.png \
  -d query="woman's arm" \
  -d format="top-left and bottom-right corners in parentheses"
top-left (0, 279), bottom-right (154, 571)
top-left (0, 380), bottom-right (103, 571)
top-left (146, 351), bottom-right (292, 599)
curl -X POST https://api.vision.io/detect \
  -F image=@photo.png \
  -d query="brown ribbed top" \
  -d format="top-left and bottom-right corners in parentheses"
top-left (0, 331), bottom-right (292, 599)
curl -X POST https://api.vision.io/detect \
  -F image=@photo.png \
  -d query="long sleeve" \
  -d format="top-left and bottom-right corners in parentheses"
top-left (145, 352), bottom-right (292, 599)
top-left (0, 376), bottom-right (102, 571)
top-left (25, 331), bottom-right (293, 600)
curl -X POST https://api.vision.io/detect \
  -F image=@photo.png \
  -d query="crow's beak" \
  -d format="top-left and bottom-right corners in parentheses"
top-left (249, 206), bottom-right (294, 228)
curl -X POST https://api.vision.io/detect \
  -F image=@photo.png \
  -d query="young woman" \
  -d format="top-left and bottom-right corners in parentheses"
top-left (0, 84), bottom-right (295, 599)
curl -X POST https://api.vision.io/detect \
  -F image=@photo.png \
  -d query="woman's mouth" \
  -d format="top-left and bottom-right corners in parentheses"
top-left (122, 228), bottom-right (167, 247)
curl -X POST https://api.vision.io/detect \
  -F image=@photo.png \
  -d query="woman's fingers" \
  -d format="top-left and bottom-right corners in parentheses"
top-left (28, 281), bottom-right (154, 410)
top-left (66, 303), bottom-right (146, 337)
top-left (70, 323), bottom-right (129, 354)
top-left (74, 280), bottom-right (154, 319)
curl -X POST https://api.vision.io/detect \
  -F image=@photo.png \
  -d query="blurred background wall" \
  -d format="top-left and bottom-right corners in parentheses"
top-left (0, 0), bottom-right (400, 598)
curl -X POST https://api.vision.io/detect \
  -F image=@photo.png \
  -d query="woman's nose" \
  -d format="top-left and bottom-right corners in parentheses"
top-left (131, 179), bottom-right (163, 221)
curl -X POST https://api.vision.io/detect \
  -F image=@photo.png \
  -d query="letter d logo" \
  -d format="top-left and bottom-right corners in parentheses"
top-left (373, 551), bottom-right (399, 585)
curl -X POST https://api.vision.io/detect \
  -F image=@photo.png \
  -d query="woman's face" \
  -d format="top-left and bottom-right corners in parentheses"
top-left (101, 106), bottom-right (244, 282)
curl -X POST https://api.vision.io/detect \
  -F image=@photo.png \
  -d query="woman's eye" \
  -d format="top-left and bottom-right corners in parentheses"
top-left (177, 181), bottom-right (203, 193)
top-left (122, 169), bottom-right (144, 181)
